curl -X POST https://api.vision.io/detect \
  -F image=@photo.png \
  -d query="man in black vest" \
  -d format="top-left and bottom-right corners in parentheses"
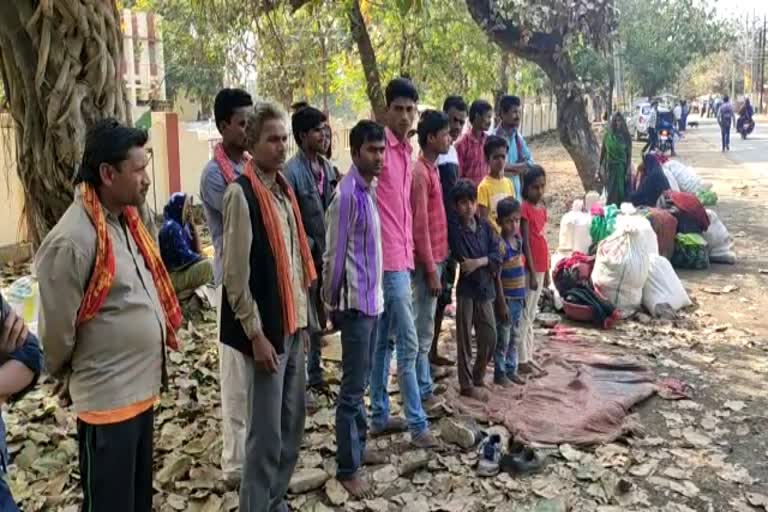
top-left (221, 102), bottom-right (316, 511)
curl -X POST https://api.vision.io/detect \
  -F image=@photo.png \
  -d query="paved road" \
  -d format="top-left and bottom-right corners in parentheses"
top-left (683, 116), bottom-right (768, 171)
top-left (669, 116), bottom-right (768, 334)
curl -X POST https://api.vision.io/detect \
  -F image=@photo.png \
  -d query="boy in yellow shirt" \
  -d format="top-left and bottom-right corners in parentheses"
top-left (477, 135), bottom-right (515, 232)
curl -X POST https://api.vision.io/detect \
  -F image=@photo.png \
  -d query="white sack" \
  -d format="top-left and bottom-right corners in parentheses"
top-left (592, 226), bottom-right (651, 312)
top-left (642, 255), bottom-right (692, 315)
top-left (663, 160), bottom-right (704, 194)
top-left (615, 214), bottom-right (659, 256)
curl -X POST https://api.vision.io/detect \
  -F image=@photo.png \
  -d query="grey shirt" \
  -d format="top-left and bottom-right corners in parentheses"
top-left (200, 157), bottom-right (245, 286)
top-left (35, 191), bottom-right (166, 413)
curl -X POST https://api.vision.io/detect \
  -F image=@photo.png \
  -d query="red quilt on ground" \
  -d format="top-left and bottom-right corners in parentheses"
top-left (445, 332), bottom-right (659, 446)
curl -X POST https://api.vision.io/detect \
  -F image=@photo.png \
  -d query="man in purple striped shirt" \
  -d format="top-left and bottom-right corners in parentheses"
top-left (322, 120), bottom-right (385, 498)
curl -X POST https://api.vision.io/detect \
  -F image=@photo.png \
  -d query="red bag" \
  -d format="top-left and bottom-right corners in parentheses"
top-left (664, 191), bottom-right (710, 232)
top-left (646, 208), bottom-right (678, 260)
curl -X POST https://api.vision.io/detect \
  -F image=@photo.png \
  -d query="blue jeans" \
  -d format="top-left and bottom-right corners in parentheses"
top-left (0, 477), bottom-right (18, 512)
top-left (369, 271), bottom-right (428, 436)
top-left (720, 121), bottom-right (731, 150)
top-left (307, 333), bottom-right (323, 387)
top-left (495, 298), bottom-right (525, 380)
top-left (412, 263), bottom-right (444, 400)
top-left (336, 311), bottom-right (378, 480)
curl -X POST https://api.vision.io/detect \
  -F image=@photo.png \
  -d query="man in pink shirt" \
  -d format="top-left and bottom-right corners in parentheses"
top-left (455, 99), bottom-right (493, 186)
top-left (369, 78), bottom-right (436, 448)
top-left (410, 110), bottom-right (451, 412)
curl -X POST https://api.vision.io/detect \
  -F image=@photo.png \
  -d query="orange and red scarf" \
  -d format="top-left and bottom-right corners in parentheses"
top-left (242, 160), bottom-right (316, 336)
top-left (214, 142), bottom-right (250, 185)
top-left (76, 183), bottom-right (182, 350)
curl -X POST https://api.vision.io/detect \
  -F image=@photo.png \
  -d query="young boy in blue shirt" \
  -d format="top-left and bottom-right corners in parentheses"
top-left (0, 292), bottom-right (44, 510)
top-left (494, 198), bottom-right (526, 386)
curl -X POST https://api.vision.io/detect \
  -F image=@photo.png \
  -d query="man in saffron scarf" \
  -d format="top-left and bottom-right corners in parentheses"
top-left (221, 103), bottom-right (316, 511)
top-left (200, 88), bottom-right (253, 485)
top-left (36, 119), bottom-right (181, 511)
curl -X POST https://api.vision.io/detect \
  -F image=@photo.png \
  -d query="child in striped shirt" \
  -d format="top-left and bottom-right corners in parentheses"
top-left (494, 198), bottom-right (526, 386)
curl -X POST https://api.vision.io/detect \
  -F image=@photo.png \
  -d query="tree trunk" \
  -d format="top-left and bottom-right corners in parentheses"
top-left (0, 1), bottom-right (128, 247)
top-left (493, 52), bottom-right (510, 111)
top-left (465, 0), bottom-right (601, 192)
top-left (347, 0), bottom-right (386, 122)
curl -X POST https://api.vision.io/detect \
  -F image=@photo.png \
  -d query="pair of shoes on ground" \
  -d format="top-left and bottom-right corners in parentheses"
top-left (477, 435), bottom-right (545, 477)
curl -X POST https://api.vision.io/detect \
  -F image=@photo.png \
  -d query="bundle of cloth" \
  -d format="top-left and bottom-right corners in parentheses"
top-left (661, 191), bottom-right (710, 234)
top-left (563, 288), bottom-right (619, 329)
top-left (553, 252), bottom-right (595, 297)
top-left (554, 252), bottom-right (619, 329)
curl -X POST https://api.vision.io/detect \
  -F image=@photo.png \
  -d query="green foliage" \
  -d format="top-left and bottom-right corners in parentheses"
top-left (135, 0), bottom-right (237, 114)
top-left (329, 0), bottom-right (545, 111)
top-left (249, 0), bottom-right (345, 108)
top-left (619, 0), bottom-right (733, 97)
top-left (571, 40), bottom-right (611, 91)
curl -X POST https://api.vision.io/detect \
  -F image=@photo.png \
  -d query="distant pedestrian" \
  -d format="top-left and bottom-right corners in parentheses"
top-left (642, 100), bottom-right (659, 154)
top-left (718, 95), bottom-right (734, 151)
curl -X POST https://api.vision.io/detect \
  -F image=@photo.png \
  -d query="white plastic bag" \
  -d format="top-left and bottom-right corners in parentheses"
top-left (704, 210), bottom-right (736, 264)
top-left (662, 165), bottom-right (681, 192)
top-left (702, 209), bottom-right (731, 252)
top-left (558, 206), bottom-right (592, 254)
top-left (642, 255), bottom-right (692, 315)
top-left (592, 226), bottom-right (651, 312)
top-left (663, 160), bottom-right (704, 194)
top-left (614, 215), bottom-right (659, 256)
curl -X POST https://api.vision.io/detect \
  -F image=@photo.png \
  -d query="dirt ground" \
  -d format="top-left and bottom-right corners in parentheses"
top-left (3, 129), bottom-right (767, 511)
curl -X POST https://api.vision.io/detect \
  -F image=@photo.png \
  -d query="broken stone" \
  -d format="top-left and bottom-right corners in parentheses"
top-left (156, 454), bottom-right (193, 485)
top-left (363, 497), bottom-right (391, 512)
top-left (372, 464), bottom-right (399, 484)
top-left (324, 478), bottom-right (349, 506)
top-left (289, 468), bottom-right (330, 494)
top-left (647, 476), bottom-right (699, 498)
top-left (724, 400), bottom-right (746, 412)
top-left (398, 449), bottom-right (430, 476)
top-left (558, 444), bottom-right (584, 462)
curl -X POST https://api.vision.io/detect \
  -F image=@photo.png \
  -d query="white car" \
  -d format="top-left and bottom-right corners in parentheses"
top-left (628, 102), bottom-right (652, 141)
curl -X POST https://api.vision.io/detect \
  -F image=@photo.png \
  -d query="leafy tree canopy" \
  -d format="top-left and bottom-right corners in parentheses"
top-left (619, 0), bottom-right (733, 97)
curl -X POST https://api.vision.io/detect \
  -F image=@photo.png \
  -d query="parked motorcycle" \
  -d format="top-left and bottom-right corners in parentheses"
top-left (737, 115), bottom-right (755, 139)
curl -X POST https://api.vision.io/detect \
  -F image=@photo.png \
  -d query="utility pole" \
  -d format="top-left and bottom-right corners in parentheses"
top-left (760, 16), bottom-right (766, 114)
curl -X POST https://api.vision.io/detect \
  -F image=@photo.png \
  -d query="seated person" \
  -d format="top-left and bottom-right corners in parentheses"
top-left (0, 291), bottom-right (44, 510)
top-left (159, 193), bottom-right (213, 296)
top-left (630, 154), bottom-right (670, 208)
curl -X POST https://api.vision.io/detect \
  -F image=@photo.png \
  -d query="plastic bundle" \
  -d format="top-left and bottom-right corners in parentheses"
top-left (589, 204), bottom-right (619, 245)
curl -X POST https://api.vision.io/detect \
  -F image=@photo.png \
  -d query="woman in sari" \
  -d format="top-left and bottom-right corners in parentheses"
top-left (599, 113), bottom-right (632, 206)
top-left (630, 153), bottom-right (671, 207)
